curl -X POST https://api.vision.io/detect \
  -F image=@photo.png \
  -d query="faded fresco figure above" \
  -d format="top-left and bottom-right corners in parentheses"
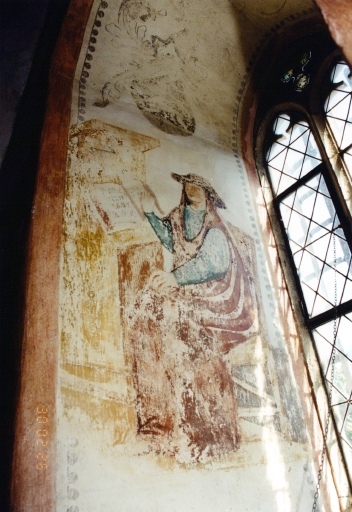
top-left (95, 0), bottom-right (196, 136)
top-left (126, 173), bottom-right (260, 463)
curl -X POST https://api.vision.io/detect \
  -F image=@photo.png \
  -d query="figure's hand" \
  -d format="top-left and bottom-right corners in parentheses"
top-left (149, 270), bottom-right (178, 293)
top-left (141, 190), bottom-right (157, 213)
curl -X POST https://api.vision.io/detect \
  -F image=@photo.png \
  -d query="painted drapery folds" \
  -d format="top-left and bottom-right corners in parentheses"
top-left (126, 173), bottom-right (260, 463)
top-left (52, 0), bottom-right (319, 507)
top-left (59, 116), bottom-right (307, 477)
top-left (59, 118), bottom-right (310, 502)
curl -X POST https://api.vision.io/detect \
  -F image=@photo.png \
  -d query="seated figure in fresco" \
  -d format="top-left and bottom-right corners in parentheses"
top-left (127, 173), bottom-right (259, 463)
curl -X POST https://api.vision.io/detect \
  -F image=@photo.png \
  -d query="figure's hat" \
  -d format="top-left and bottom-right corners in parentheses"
top-left (171, 173), bottom-right (226, 209)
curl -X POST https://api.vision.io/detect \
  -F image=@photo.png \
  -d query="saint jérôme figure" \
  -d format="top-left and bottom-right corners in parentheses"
top-left (127, 173), bottom-right (259, 463)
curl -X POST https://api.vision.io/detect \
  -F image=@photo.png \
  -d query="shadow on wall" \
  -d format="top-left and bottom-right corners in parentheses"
top-left (0, 1), bottom-right (69, 510)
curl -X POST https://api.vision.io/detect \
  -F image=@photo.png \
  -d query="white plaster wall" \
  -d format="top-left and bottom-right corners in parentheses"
top-left (54, 1), bottom-right (340, 511)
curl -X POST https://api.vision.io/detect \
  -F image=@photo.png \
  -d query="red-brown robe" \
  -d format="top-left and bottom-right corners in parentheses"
top-left (127, 196), bottom-right (259, 462)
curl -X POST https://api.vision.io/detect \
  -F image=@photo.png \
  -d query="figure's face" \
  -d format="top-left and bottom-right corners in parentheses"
top-left (184, 183), bottom-right (206, 210)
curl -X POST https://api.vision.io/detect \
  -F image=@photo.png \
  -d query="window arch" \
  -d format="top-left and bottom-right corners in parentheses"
top-left (255, 40), bottom-right (352, 481)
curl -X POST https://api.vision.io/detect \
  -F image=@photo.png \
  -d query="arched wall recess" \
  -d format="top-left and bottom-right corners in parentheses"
top-left (11, 2), bottom-right (350, 512)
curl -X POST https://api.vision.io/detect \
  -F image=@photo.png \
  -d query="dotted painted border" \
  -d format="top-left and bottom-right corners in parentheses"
top-left (66, 437), bottom-right (79, 512)
top-left (74, 3), bottom-right (314, 326)
top-left (77, 0), bottom-right (109, 123)
top-left (230, 8), bottom-right (319, 346)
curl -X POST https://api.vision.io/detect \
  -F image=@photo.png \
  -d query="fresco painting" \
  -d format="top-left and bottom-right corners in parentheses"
top-left (10, 0), bottom-right (350, 509)
top-left (94, 0), bottom-right (197, 136)
top-left (53, 0), bottom-right (318, 509)
top-left (75, 0), bottom-right (249, 146)
top-left (59, 119), bottom-right (306, 473)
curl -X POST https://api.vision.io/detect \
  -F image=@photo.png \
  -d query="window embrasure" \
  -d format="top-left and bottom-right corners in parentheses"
top-left (256, 49), bottom-right (352, 481)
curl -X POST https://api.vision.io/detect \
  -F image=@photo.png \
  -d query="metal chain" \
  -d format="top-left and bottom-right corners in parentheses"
top-left (312, 231), bottom-right (337, 512)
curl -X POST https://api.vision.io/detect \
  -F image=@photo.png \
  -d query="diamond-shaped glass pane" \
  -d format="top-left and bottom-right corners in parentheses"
top-left (306, 132), bottom-right (321, 159)
top-left (267, 146), bottom-right (287, 170)
top-left (293, 185), bottom-right (316, 219)
top-left (313, 316), bottom-right (352, 470)
top-left (327, 352), bottom-right (352, 401)
top-left (267, 165), bottom-right (282, 193)
top-left (326, 117), bottom-right (346, 148)
top-left (342, 277), bottom-right (352, 304)
top-left (325, 61), bottom-right (352, 153)
top-left (305, 174), bottom-right (320, 192)
top-left (342, 313), bottom-right (352, 360)
top-left (300, 282), bottom-right (317, 314)
top-left (286, 209), bottom-right (310, 247)
top-left (328, 94), bottom-right (351, 122)
top-left (289, 240), bottom-right (302, 256)
top-left (311, 193), bottom-right (334, 228)
top-left (342, 122), bottom-right (352, 150)
top-left (311, 292), bottom-right (333, 317)
top-left (332, 396), bottom-right (349, 437)
top-left (277, 173), bottom-right (297, 195)
top-left (341, 435), bottom-right (352, 477)
top-left (307, 233), bottom-right (331, 260)
top-left (273, 113), bottom-right (290, 135)
top-left (280, 172), bottom-right (352, 317)
top-left (313, 316), bottom-right (352, 403)
top-left (342, 404), bottom-right (352, 448)
top-left (280, 203), bottom-right (292, 226)
top-left (314, 314), bottom-right (352, 364)
top-left (300, 250), bottom-right (324, 289)
top-left (293, 249), bottom-right (304, 269)
top-left (290, 127), bottom-right (309, 153)
top-left (301, 155), bottom-right (321, 175)
top-left (282, 148), bottom-right (304, 178)
top-left (341, 405), bottom-right (352, 476)
top-left (313, 329), bottom-right (334, 374)
top-left (266, 114), bottom-right (322, 195)
top-left (325, 90), bottom-right (349, 114)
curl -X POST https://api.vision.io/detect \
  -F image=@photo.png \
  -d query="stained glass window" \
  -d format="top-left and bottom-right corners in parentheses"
top-left (281, 50), bottom-right (312, 92)
top-left (263, 57), bottom-right (352, 475)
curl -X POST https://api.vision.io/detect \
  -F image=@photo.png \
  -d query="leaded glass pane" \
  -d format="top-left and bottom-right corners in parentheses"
top-left (314, 313), bottom-right (352, 364)
top-left (266, 114), bottom-right (322, 195)
top-left (328, 351), bottom-right (352, 401)
top-left (341, 411), bottom-right (352, 491)
top-left (279, 174), bottom-right (352, 317)
top-left (324, 60), bottom-right (352, 178)
top-left (263, 61), bottom-right (352, 482)
top-left (343, 404), bottom-right (352, 448)
top-left (334, 401), bottom-right (350, 443)
top-left (313, 316), bottom-right (352, 471)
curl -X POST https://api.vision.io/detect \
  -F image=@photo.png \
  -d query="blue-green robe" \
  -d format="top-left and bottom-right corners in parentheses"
top-left (145, 205), bottom-right (230, 285)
